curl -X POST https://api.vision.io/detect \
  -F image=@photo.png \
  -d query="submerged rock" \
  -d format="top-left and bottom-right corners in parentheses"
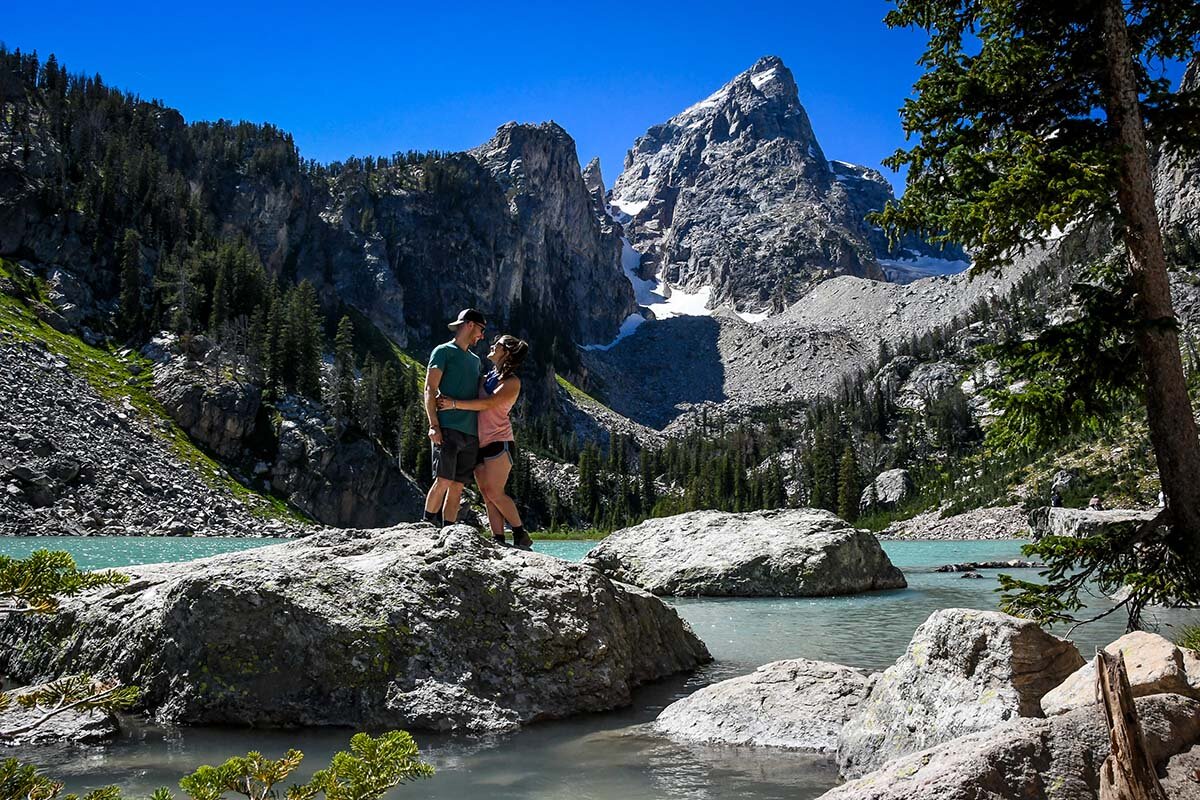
top-left (836, 608), bottom-right (1084, 778)
top-left (0, 525), bottom-right (710, 733)
top-left (583, 509), bottom-right (906, 597)
top-left (819, 694), bottom-right (1200, 800)
top-left (1042, 631), bottom-right (1200, 716)
top-left (934, 559), bottom-right (1042, 572)
top-left (654, 658), bottom-right (872, 752)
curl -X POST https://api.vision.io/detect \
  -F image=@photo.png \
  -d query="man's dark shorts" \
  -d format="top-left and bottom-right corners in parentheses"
top-left (432, 428), bottom-right (479, 485)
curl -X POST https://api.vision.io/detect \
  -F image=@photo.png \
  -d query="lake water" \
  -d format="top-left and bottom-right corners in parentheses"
top-left (4, 536), bottom-right (1196, 799)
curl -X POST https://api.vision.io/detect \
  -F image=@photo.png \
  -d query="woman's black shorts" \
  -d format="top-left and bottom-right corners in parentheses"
top-left (477, 440), bottom-right (515, 466)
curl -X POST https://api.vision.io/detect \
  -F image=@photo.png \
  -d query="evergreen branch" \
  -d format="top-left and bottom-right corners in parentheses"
top-left (0, 676), bottom-right (138, 739)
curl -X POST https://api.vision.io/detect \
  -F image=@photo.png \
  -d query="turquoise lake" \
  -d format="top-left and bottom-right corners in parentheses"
top-left (3, 535), bottom-right (1196, 799)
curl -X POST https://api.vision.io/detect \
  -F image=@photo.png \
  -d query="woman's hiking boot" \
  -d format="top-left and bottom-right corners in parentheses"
top-left (512, 526), bottom-right (533, 551)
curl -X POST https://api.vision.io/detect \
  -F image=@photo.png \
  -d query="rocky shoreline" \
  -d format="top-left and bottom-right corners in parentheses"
top-left (653, 608), bottom-right (1200, 800)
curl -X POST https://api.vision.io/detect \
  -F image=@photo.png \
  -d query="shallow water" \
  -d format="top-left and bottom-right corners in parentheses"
top-left (3, 536), bottom-right (1196, 799)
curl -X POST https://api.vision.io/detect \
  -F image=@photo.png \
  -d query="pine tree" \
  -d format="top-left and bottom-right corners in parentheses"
top-left (881, 0), bottom-right (1200, 624)
top-left (332, 315), bottom-right (356, 419)
top-left (639, 448), bottom-right (657, 514)
top-left (117, 228), bottom-right (143, 339)
top-left (288, 280), bottom-right (323, 400)
top-left (357, 356), bottom-right (382, 438)
top-left (837, 444), bottom-right (860, 522)
top-left (879, 0), bottom-right (1200, 551)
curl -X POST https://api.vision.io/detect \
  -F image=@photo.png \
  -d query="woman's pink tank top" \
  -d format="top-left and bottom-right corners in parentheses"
top-left (478, 371), bottom-right (515, 447)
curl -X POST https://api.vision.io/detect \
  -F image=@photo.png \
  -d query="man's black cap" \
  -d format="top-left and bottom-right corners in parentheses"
top-left (448, 308), bottom-right (486, 331)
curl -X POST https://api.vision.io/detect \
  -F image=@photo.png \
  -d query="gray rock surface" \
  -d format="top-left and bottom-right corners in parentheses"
top-left (860, 469), bottom-right (913, 511)
top-left (654, 658), bottom-right (872, 752)
top-left (820, 694), bottom-right (1200, 800)
top-left (935, 559), bottom-right (1041, 572)
top-left (1162, 745), bottom-right (1200, 800)
top-left (1029, 506), bottom-right (1161, 540)
top-left (155, 362), bottom-right (262, 461)
top-left (469, 122), bottom-right (637, 345)
top-left (1042, 631), bottom-right (1200, 716)
top-left (583, 509), bottom-right (906, 596)
top-left (0, 525), bottom-right (710, 733)
top-left (836, 608), bottom-right (1085, 778)
top-left (879, 505), bottom-right (1031, 540)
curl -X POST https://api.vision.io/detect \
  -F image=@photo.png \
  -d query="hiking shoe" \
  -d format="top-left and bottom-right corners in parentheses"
top-left (513, 533), bottom-right (533, 551)
top-left (492, 534), bottom-right (508, 546)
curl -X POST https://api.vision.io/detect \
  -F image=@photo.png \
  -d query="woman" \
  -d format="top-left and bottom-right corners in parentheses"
top-left (437, 334), bottom-right (532, 549)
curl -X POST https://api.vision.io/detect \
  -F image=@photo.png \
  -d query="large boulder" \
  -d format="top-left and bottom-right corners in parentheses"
top-left (1042, 631), bottom-right (1200, 715)
top-left (1029, 506), bottom-right (1160, 540)
top-left (583, 509), bottom-right (906, 597)
top-left (860, 468), bottom-right (914, 511)
top-left (654, 658), bottom-right (872, 752)
top-left (819, 694), bottom-right (1200, 800)
top-left (836, 608), bottom-right (1085, 778)
top-left (0, 525), bottom-right (711, 733)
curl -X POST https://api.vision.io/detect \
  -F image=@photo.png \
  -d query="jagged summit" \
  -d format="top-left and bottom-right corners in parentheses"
top-left (582, 156), bottom-right (606, 210)
top-left (610, 56), bottom-right (965, 315)
top-left (468, 121), bottom-right (637, 343)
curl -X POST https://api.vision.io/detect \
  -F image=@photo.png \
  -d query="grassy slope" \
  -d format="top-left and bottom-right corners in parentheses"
top-left (0, 259), bottom-right (306, 523)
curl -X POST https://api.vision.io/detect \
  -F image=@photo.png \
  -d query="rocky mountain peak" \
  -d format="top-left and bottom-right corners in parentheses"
top-left (582, 156), bottom-right (606, 207)
top-left (468, 121), bottom-right (636, 344)
top-left (608, 55), bottom-right (968, 314)
top-left (609, 56), bottom-right (882, 314)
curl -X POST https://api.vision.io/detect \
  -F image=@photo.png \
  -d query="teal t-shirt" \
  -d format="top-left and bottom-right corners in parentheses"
top-left (429, 341), bottom-right (481, 436)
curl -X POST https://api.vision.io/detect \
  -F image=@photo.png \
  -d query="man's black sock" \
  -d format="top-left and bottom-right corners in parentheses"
top-left (512, 525), bottom-right (526, 537)
top-left (423, 510), bottom-right (440, 524)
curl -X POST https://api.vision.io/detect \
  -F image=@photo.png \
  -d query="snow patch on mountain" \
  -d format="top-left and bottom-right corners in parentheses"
top-left (878, 253), bottom-right (972, 283)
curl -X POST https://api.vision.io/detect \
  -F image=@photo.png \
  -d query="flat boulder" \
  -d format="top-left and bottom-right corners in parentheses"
top-left (818, 694), bottom-right (1200, 800)
top-left (583, 509), bottom-right (906, 596)
top-left (1042, 631), bottom-right (1200, 715)
top-left (654, 658), bottom-right (872, 752)
top-left (0, 525), bottom-right (711, 733)
top-left (836, 608), bottom-right (1084, 778)
top-left (1029, 506), bottom-right (1159, 540)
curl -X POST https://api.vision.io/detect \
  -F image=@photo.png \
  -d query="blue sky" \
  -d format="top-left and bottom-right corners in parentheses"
top-left (4, 1), bottom-right (1188, 195)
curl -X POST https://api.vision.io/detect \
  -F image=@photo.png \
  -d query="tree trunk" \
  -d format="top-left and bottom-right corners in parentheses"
top-left (1101, 0), bottom-right (1200, 550)
top-left (1097, 650), bottom-right (1168, 800)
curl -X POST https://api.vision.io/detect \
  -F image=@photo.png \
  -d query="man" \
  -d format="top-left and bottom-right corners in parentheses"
top-left (423, 308), bottom-right (485, 525)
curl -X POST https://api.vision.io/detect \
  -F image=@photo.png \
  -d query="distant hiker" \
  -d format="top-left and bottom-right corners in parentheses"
top-left (1050, 488), bottom-right (1063, 508)
top-left (1088, 495), bottom-right (1104, 511)
top-left (438, 334), bottom-right (532, 549)
top-left (423, 309), bottom-right (486, 526)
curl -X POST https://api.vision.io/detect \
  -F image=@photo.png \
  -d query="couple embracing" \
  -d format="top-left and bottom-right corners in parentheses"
top-left (422, 308), bottom-right (533, 549)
